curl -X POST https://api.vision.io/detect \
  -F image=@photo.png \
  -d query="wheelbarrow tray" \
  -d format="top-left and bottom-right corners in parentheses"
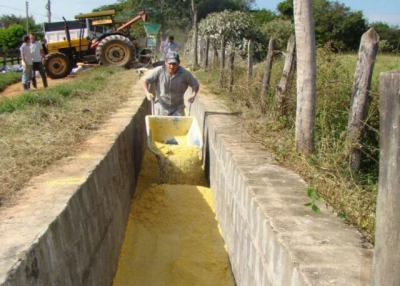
top-left (145, 115), bottom-right (203, 156)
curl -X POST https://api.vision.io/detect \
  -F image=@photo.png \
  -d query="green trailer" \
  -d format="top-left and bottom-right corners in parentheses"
top-left (139, 23), bottom-right (161, 65)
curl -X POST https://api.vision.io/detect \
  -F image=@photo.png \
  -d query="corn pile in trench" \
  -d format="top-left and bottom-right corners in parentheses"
top-left (113, 140), bottom-right (235, 286)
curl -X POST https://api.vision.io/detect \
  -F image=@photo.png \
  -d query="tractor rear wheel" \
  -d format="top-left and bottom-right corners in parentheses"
top-left (45, 53), bottom-right (72, 79)
top-left (96, 35), bottom-right (135, 67)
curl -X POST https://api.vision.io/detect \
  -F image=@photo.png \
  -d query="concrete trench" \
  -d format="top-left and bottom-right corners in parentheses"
top-left (0, 81), bottom-right (373, 286)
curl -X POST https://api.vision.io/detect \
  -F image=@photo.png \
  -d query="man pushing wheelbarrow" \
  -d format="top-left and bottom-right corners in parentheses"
top-left (141, 51), bottom-right (200, 116)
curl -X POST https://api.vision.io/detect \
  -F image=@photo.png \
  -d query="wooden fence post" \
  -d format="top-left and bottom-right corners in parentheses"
top-left (347, 28), bottom-right (379, 171)
top-left (192, 9), bottom-right (198, 69)
top-left (203, 36), bottom-right (210, 70)
top-left (219, 35), bottom-right (226, 87)
top-left (260, 37), bottom-right (275, 98)
top-left (247, 39), bottom-right (253, 79)
top-left (371, 71), bottom-right (400, 285)
top-left (276, 35), bottom-right (296, 115)
top-left (199, 37), bottom-right (204, 64)
top-left (228, 43), bottom-right (235, 92)
top-left (212, 40), bottom-right (218, 68)
top-left (294, 0), bottom-right (317, 154)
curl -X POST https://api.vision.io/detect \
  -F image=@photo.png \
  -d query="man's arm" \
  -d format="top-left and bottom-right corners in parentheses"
top-left (40, 44), bottom-right (45, 61)
top-left (141, 67), bottom-right (161, 101)
top-left (21, 47), bottom-right (28, 66)
top-left (186, 72), bottom-right (200, 103)
top-left (141, 80), bottom-right (155, 101)
top-left (187, 85), bottom-right (199, 103)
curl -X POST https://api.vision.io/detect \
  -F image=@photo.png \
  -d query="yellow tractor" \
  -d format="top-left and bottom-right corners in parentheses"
top-left (44, 10), bottom-right (148, 79)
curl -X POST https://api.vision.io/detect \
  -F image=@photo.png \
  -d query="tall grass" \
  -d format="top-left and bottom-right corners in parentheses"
top-left (193, 49), bottom-right (399, 243)
top-left (0, 72), bottom-right (21, 92)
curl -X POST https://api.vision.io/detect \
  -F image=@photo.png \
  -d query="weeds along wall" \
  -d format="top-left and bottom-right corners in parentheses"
top-left (187, 88), bottom-right (373, 285)
top-left (190, 45), bottom-right (399, 243)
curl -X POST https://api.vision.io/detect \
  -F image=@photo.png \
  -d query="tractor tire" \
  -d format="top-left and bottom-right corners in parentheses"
top-left (96, 35), bottom-right (135, 67)
top-left (45, 53), bottom-right (72, 79)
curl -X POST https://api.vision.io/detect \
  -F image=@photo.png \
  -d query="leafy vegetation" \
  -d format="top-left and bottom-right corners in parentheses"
top-left (260, 19), bottom-right (294, 51)
top-left (275, 0), bottom-right (399, 52)
top-left (372, 22), bottom-right (400, 53)
top-left (103, 0), bottom-right (251, 36)
top-left (199, 10), bottom-right (257, 44)
top-left (0, 15), bottom-right (43, 51)
top-left (0, 24), bottom-right (25, 51)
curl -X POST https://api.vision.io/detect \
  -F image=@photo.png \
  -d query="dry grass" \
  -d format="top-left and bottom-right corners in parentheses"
top-left (193, 51), bottom-right (399, 243)
top-left (0, 67), bottom-right (139, 207)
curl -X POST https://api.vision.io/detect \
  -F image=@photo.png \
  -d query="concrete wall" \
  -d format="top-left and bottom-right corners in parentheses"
top-left (189, 94), bottom-right (373, 286)
top-left (0, 85), bottom-right (148, 286)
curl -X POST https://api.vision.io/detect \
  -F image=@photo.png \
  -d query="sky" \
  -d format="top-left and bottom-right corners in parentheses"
top-left (0, 0), bottom-right (399, 26)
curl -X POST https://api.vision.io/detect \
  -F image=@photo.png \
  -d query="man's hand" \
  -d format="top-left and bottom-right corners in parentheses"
top-left (146, 91), bottom-right (155, 101)
top-left (187, 94), bottom-right (196, 103)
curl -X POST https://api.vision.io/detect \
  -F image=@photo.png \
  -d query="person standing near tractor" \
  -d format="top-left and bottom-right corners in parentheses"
top-left (142, 51), bottom-right (199, 116)
top-left (161, 35), bottom-right (180, 60)
top-left (20, 35), bottom-right (33, 91)
top-left (30, 33), bottom-right (48, 89)
top-left (41, 38), bottom-right (48, 55)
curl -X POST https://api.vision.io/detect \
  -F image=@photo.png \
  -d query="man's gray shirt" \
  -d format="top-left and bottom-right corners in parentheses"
top-left (144, 66), bottom-right (199, 110)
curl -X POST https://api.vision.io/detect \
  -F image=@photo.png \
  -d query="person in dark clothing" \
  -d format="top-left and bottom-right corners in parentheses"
top-left (41, 38), bottom-right (48, 55)
top-left (29, 33), bottom-right (48, 88)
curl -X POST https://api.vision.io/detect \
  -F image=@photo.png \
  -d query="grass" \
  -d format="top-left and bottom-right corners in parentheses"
top-left (0, 66), bottom-right (139, 207)
top-left (0, 72), bottom-right (21, 92)
top-left (193, 50), bottom-right (400, 243)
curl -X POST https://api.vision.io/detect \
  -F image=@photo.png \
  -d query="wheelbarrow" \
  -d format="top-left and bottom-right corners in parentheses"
top-left (145, 102), bottom-right (202, 156)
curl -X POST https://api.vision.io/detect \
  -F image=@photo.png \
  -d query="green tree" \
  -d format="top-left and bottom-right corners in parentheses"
top-left (99, 0), bottom-right (248, 33)
top-left (277, 0), bottom-right (293, 19)
top-left (371, 22), bottom-right (400, 53)
top-left (261, 18), bottom-right (294, 50)
top-left (277, 0), bottom-right (367, 51)
top-left (199, 10), bottom-right (257, 45)
top-left (250, 9), bottom-right (277, 26)
top-left (196, 0), bottom-right (242, 20)
top-left (3, 24), bottom-right (26, 50)
top-left (0, 29), bottom-right (6, 51)
top-left (313, 0), bottom-right (366, 51)
top-left (0, 14), bottom-right (26, 28)
top-left (0, 14), bottom-right (43, 36)
top-left (92, 3), bottom-right (125, 14)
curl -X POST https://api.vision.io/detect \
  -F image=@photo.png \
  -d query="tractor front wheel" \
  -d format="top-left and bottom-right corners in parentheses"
top-left (96, 35), bottom-right (135, 67)
top-left (45, 53), bottom-right (72, 79)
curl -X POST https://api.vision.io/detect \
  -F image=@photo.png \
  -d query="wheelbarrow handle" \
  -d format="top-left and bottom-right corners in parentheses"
top-left (188, 103), bottom-right (192, 116)
top-left (151, 100), bottom-right (155, 115)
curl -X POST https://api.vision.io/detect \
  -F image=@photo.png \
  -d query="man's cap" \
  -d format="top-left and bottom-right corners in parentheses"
top-left (165, 51), bottom-right (180, 63)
